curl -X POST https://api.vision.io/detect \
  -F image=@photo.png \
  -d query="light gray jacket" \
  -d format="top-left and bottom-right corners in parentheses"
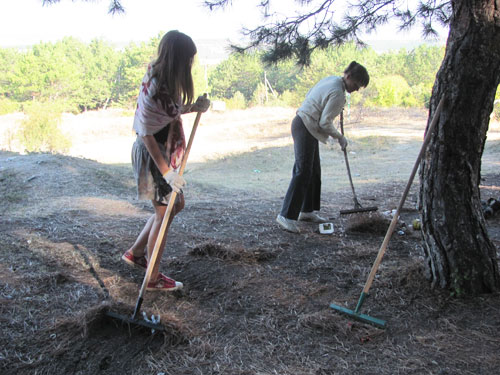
top-left (296, 75), bottom-right (346, 143)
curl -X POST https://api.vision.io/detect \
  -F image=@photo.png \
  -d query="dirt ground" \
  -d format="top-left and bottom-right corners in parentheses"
top-left (1, 107), bottom-right (500, 375)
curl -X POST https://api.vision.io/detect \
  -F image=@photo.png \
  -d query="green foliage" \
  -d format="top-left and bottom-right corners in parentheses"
top-left (16, 101), bottom-right (71, 153)
top-left (0, 34), bottom-right (444, 112)
top-left (225, 91), bottom-right (246, 110)
top-left (251, 83), bottom-right (268, 106)
top-left (401, 44), bottom-right (445, 87)
top-left (263, 59), bottom-right (301, 96)
top-left (0, 97), bottom-right (20, 114)
top-left (192, 57), bottom-right (208, 97)
top-left (79, 39), bottom-right (120, 110)
top-left (365, 75), bottom-right (417, 107)
top-left (208, 52), bottom-right (263, 101)
top-left (114, 40), bottom-right (156, 107)
top-left (411, 82), bottom-right (434, 108)
top-left (279, 90), bottom-right (300, 107)
top-left (0, 48), bottom-right (20, 99)
top-left (295, 44), bottom-right (377, 100)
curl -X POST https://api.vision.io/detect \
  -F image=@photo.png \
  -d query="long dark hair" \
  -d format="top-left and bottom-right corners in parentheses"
top-left (344, 61), bottom-right (370, 87)
top-left (151, 30), bottom-right (196, 108)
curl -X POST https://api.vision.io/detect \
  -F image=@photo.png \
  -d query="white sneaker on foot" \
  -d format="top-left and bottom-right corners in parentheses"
top-left (298, 211), bottom-right (328, 223)
top-left (276, 214), bottom-right (300, 233)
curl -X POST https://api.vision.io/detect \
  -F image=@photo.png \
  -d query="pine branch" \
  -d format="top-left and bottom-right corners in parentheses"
top-left (41, 0), bottom-right (125, 14)
top-left (220, 0), bottom-right (451, 65)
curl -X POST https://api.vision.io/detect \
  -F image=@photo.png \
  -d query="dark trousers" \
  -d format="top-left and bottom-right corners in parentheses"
top-left (280, 115), bottom-right (321, 220)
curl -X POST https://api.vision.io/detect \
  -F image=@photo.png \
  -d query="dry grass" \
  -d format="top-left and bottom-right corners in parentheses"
top-left (345, 212), bottom-right (392, 235)
top-left (1, 107), bottom-right (500, 374)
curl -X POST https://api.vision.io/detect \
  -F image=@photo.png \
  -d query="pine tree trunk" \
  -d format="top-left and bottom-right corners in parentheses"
top-left (420, 0), bottom-right (500, 294)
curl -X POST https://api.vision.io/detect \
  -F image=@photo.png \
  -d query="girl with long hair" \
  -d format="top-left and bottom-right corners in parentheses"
top-left (122, 30), bottom-right (210, 291)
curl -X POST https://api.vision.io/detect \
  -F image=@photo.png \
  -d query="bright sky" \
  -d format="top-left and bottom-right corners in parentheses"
top-left (0, 0), bottom-right (448, 49)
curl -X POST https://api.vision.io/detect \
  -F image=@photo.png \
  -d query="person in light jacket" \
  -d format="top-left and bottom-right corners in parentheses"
top-left (276, 61), bottom-right (369, 233)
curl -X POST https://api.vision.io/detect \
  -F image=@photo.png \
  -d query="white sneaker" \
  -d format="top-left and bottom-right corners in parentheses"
top-left (298, 211), bottom-right (328, 223)
top-left (276, 214), bottom-right (300, 233)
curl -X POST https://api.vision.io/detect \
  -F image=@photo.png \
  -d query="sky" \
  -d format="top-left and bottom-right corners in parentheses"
top-left (0, 0), bottom-right (448, 51)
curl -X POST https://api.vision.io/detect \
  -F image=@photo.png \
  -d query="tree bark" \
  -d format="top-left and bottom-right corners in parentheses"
top-left (420, 0), bottom-right (500, 294)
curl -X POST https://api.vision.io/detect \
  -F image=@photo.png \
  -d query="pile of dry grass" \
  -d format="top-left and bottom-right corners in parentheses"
top-left (188, 241), bottom-right (276, 263)
top-left (345, 212), bottom-right (391, 235)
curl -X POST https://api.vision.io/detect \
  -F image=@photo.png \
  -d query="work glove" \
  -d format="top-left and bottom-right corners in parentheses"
top-left (163, 170), bottom-right (186, 193)
top-left (192, 95), bottom-right (210, 113)
top-left (338, 135), bottom-right (348, 151)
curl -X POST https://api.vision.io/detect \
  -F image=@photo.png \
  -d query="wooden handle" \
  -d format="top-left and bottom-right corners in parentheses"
top-left (340, 110), bottom-right (359, 205)
top-left (340, 110), bottom-right (345, 135)
top-left (361, 96), bottom-right (445, 294)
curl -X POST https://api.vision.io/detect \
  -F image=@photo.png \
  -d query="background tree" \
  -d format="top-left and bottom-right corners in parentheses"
top-left (208, 52), bottom-right (264, 102)
top-left (42, 0), bottom-right (125, 13)
top-left (204, 0), bottom-right (500, 295)
top-left (0, 48), bottom-right (21, 114)
top-left (81, 39), bottom-right (120, 110)
top-left (0, 39), bottom-right (444, 112)
top-left (114, 39), bottom-right (157, 105)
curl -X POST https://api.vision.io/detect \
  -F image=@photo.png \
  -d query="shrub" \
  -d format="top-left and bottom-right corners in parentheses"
top-left (279, 90), bottom-right (300, 107)
top-left (251, 83), bottom-right (268, 106)
top-left (0, 97), bottom-right (20, 115)
top-left (225, 91), bottom-right (246, 110)
top-left (16, 101), bottom-right (71, 153)
top-left (367, 75), bottom-right (417, 107)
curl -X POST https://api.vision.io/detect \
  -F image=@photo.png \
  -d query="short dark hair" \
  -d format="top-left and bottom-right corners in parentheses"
top-left (344, 61), bottom-right (370, 87)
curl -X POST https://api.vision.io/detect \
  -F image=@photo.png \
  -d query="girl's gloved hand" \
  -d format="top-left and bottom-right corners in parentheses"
top-left (163, 170), bottom-right (186, 193)
top-left (192, 95), bottom-right (210, 113)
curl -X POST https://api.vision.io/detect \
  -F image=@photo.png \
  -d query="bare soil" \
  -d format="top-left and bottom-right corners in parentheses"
top-left (1, 107), bottom-right (500, 375)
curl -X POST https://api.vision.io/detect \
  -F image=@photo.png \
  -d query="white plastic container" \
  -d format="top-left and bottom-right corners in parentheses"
top-left (319, 222), bottom-right (334, 234)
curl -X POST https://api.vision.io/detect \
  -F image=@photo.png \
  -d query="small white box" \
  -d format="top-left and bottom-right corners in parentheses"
top-left (319, 222), bottom-right (334, 234)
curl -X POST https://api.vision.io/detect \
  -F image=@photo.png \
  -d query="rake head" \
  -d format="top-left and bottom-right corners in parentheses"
top-left (329, 303), bottom-right (386, 328)
top-left (105, 310), bottom-right (165, 332)
top-left (340, 206), bottom-right (378, 215)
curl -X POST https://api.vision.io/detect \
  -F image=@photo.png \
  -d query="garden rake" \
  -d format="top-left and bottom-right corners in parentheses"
top-left (330, 96), bottom-right (445, 328)
top-left (106, 95), bottom-right (206, 332)
top-left (339, 110), bottom-right (378, 215)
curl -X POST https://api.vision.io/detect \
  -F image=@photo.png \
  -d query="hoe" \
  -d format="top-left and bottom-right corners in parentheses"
top-left (106, 96), bottom-right (206, 332)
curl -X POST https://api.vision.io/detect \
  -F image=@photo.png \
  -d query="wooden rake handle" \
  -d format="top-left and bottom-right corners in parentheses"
top-left (138, 98), bottom-right (205, 299)
top-left (361, 96), bottom-right (445, 295)
top-left (340, 110), bottom-right (361, 207)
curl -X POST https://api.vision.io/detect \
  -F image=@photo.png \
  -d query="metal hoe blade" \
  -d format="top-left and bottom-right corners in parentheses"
top-left (105, 310), bottom-right (165, 331)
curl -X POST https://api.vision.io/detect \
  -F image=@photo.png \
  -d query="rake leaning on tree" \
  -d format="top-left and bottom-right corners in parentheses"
top-left (121, 30), bottom-right (210, 291)
top-left (276, 61), bottom-right (369, 234)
